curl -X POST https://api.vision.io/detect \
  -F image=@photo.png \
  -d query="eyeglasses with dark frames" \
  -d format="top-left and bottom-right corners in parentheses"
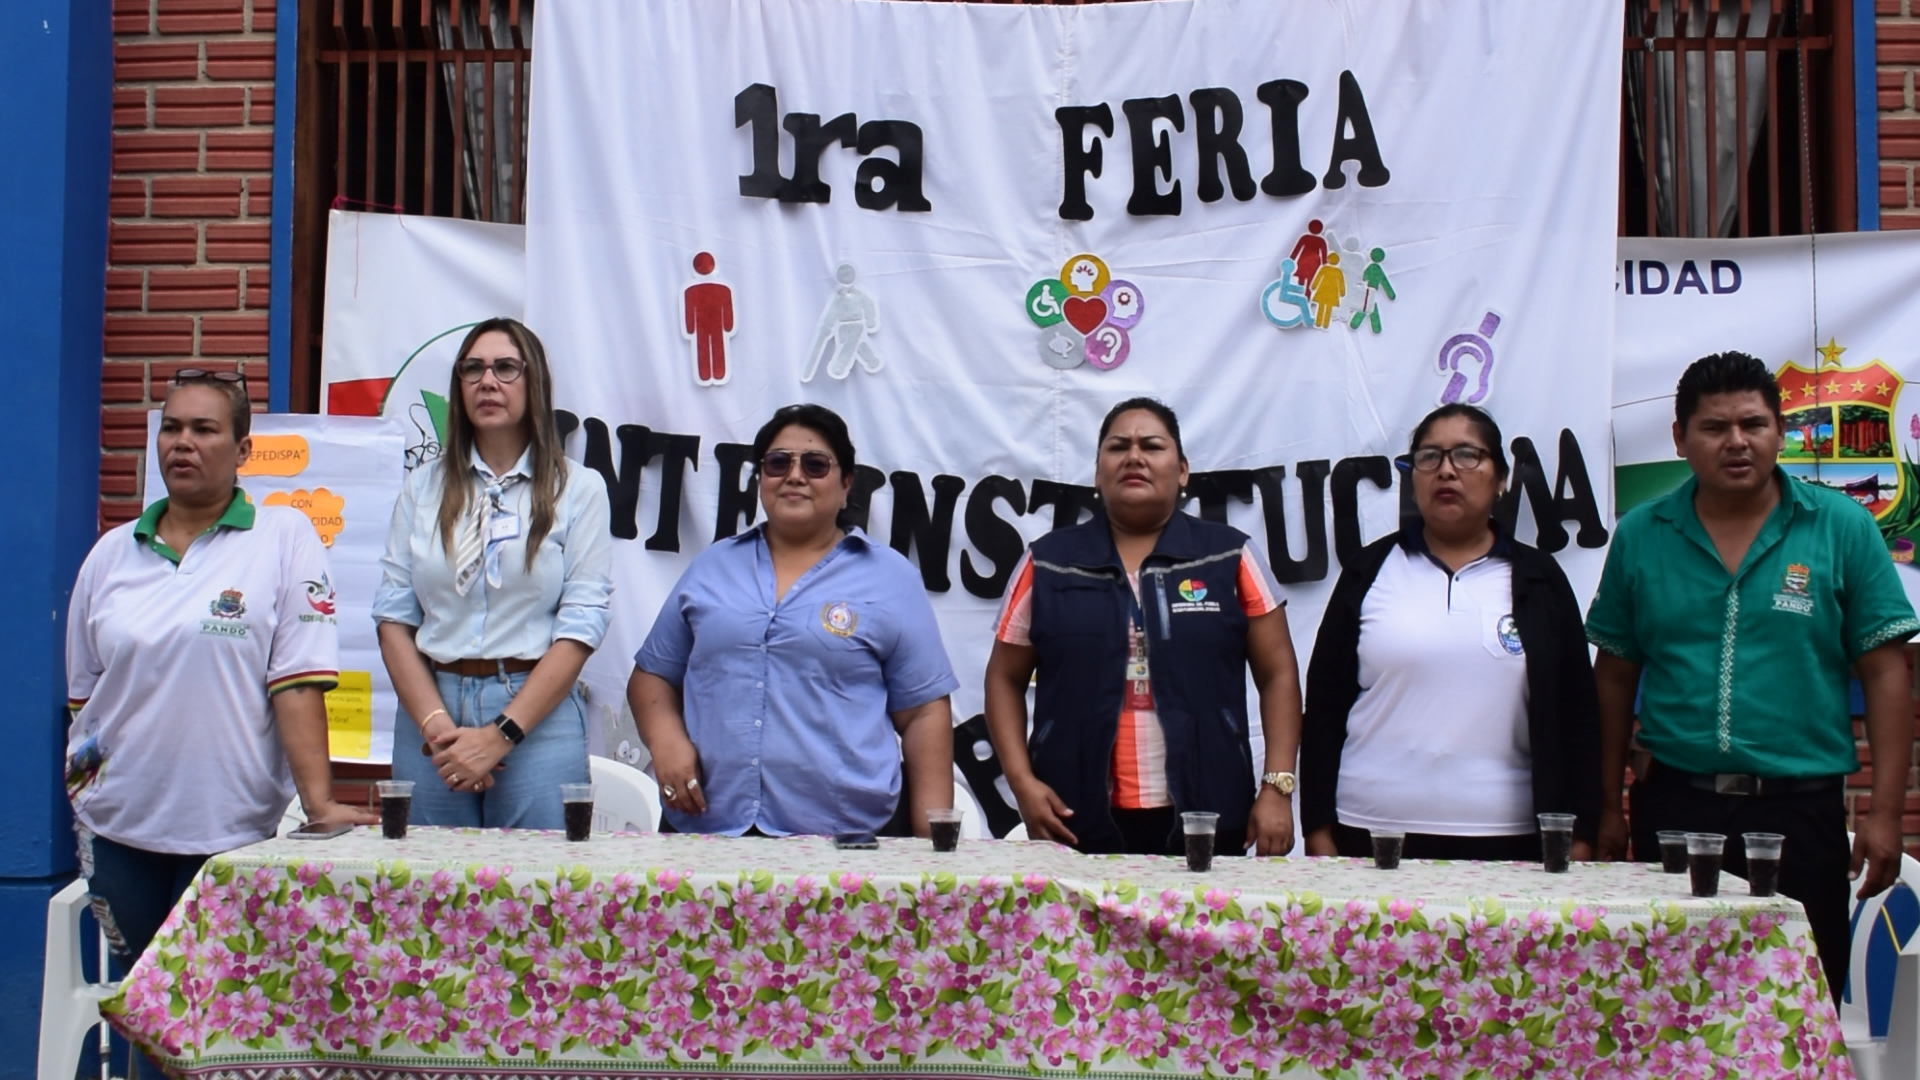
top-left (456, 357), bottom-right (527, 384)
top-left (1406, 445), bottom-right (1491, 472)
top-left (761, 450), bottom-right (836, 480)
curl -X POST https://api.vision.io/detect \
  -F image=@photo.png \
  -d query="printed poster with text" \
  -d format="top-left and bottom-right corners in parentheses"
top-left (525, 0), bottom-right (1625, 772)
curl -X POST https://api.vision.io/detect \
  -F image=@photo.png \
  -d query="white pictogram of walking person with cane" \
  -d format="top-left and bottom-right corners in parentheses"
top-left (802, 263), bottom-right (883, 382)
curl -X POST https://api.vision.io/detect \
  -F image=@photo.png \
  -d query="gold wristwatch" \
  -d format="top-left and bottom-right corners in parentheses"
top-left (1261, 771), bottom-right (1297, 795)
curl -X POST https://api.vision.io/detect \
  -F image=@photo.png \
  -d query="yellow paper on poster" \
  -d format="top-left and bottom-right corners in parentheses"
top-left (324, 671), bottom-right (373, 760)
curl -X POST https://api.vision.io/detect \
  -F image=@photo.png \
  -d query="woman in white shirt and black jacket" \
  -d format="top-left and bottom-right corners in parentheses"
top-left (1299, 404), bottom-right (1601, 860)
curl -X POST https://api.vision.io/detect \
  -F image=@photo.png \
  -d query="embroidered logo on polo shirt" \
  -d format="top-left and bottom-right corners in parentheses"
top-left (201, 587), bottom-right (251, 637)
top-left (1496, 614), bottom-right (1524, 655)
top-left (821, 601), bottom-right (857, 637)
top-left (301, 575), bottom-right (337, 623)
top-left (209, 588), bottom-right (247, 619)
top-left (1774, 562), bottom-right (1815, 616)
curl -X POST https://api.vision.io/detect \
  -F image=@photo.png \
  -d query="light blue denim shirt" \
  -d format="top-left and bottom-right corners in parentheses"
top-left (635, 526), bottom-right (959, 837)
top-left (373, 449), bottom-right (613, 662)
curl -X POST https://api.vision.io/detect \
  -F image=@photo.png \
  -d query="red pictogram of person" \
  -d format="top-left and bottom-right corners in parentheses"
top-left (1290, 219), bottom-right (1329, 288)
top-left (684, 252), bottom-right (735, 386)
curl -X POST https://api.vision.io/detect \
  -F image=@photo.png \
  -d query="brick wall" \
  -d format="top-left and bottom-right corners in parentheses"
top-left (1884, 0), bottom-right (1920, 228)
top-left (102, 0), bottom-right (276, 528)
top-left (1870, 5), bottom-right (1920, 859)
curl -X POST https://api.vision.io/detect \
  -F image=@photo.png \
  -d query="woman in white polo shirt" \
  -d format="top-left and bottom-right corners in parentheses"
top-left (374, 318), bottom-right (612, 829)
top-left (1299, 404), bottom-right (1602, 860)
top-left (65, 371), bottom-right (377, 979)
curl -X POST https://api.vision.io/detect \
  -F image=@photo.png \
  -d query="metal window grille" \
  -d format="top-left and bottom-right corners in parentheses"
top-left (292, 0), bottom-right (1861, 407)
top-left (1620, 0), bottom-right (1858, 238)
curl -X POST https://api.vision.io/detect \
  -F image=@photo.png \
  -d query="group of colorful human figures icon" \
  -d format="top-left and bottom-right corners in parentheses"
top-left (1261, 219), bottom-right (1396, 334)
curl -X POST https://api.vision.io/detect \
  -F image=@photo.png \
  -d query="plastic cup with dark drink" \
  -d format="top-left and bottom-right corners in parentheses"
top-left (1182, 812), bottom-right (1219, 872)
top-left (1371, 829), bottom-right (1405, 870)
top-left (927, 808), bottom-right (964, 853)
top-left (1657, 830), bottom-right (1690, 874)
top-left (561, 783), bottom-right (595, 841)
top-left (1686, 833), bottom-right (1726, 897)
top-left (1538, 813), bottom-right (1576, 873)
top-left (1744, 832), bottom-right (1784, 897)
top-left (377, 780), bottom-right (414, 840)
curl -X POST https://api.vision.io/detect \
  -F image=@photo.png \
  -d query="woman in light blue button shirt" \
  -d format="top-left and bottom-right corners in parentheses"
top-left (373, 318), bottom-right (612, 828)
top-left (629, 404), bottom-right (957, 839)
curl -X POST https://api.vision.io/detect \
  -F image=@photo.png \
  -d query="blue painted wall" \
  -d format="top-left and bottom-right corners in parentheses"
top-left (0, 0), bottom-right (113, 1074)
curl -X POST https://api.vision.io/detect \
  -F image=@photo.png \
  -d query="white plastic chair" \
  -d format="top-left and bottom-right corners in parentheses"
top-left (953, 768), bottom-right (989, 840)
top-left (589, 756), bottom-right (660, 833)
top-left (1002, 822), bottom-right (1029, 841)
top-left (1843, 845), bottom-right (1920, 1080)
top-left (277, 796), bottom-right (304, 837)
top-left (38, 878), bottom-right (118, 1080)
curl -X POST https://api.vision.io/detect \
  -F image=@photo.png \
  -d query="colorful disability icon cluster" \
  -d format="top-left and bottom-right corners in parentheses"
top-left (1025, 254), bottom-right (1145, 373)
top-left (1261, 219), bottom-right (1395, 334)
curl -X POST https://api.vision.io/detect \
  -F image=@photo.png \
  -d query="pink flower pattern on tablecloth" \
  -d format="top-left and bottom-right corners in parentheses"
top-left (100, 829), bottom-right (1854, 1078)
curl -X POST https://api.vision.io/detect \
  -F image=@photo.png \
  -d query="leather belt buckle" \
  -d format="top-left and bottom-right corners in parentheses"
top-left (1713, 773), bottom-right (1756, 796)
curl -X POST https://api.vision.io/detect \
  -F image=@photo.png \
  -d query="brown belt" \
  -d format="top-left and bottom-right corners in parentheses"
top-left (433, 657), bottom-right (539, 677)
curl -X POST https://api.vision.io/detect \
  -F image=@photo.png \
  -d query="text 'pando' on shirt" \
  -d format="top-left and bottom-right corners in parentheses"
top-left (372, 449), bottom-right (614, 662)
top-left (634, 526), bottom-right (960, 838)
top-left (1586, 468), bottom-right (1919, 778)
top-left (65, 494), bottom-right (340, 854)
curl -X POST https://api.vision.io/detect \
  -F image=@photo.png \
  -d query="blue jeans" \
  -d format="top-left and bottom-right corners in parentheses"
top-left (391, 669), bottom-right (590, 829)
top-left (78, 827), bottom-right (211, 964)
top-left (79, 828), bottom-right (215, 1079)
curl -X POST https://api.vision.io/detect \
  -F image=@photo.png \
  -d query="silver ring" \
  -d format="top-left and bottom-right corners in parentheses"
top-left (686, 778), bottom-right (700, 790)
top-left (662, 785), bottom-right (675, 799)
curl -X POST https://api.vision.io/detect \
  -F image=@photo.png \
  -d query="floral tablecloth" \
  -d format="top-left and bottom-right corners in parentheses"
top-left (102, 828), bottom-right (1852, 1079)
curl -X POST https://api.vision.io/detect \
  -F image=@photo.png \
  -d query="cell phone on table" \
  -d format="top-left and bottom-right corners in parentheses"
top-left (289, 821), bottom-right (353, 840)
top-left (832, 832), bottom-right (879, 850)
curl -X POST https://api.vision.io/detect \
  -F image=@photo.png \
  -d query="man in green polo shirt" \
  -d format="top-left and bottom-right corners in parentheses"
top-left (1588, 351), bottom-right (1918, 1000)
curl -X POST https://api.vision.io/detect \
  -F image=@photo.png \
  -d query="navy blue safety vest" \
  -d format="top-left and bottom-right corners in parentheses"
top-left (1026, 507), bottom-right (1258, 853)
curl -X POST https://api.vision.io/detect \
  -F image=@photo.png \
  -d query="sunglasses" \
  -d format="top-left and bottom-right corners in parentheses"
top-left (761, 450), bottom-right (836, 479)
top-left (171, 368), bottom-right (247, 389)
top-left (456, 357), bottom-right (526, 384)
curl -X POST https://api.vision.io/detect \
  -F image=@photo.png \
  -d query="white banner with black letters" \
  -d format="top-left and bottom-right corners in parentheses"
top-left (520, 0), bottom-right (1624, 777)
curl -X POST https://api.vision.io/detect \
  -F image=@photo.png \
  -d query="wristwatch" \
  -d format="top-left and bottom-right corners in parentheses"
top-left (492, 714), bottom-right (526, 746)
top-left (1261, 771), bottom-right (1297, 795)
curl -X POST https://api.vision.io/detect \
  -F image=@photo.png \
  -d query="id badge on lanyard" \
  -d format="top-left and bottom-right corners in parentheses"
top-left (1124, 583), bottom-right (1152, 706)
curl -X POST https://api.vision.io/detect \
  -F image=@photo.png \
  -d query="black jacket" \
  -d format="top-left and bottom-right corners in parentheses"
top-left (1299, 529), bottom-right (1603, 842)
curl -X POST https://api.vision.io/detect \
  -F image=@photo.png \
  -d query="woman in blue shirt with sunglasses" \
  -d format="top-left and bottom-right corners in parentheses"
top-left (630, 404), bottom-right (958, 838)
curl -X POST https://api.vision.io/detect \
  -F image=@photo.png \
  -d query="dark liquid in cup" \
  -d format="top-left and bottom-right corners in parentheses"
top-left (1541, 830), bottom-right (1573, 873)
top-left (1689, 852), bottom-right (1723, 897)
top-left (1185, 833), bottom-right (1214, 872)
top-left (1659, 841), bottom-right (1689, 874)
top-left (1372, 837), bottom-right (1402, 870)
top-left (563, 800), bottom-right (593, 842)
top-left (1748, 855), bottom-right (1781, 897)
top-left (380, 795), bottom-right (410, 840)
top-left (929, 820), bottom-right (961, 853)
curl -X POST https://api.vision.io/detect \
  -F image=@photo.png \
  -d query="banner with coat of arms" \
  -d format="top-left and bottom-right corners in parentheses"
top-left (1614, 231), bottom-right (1920, 612)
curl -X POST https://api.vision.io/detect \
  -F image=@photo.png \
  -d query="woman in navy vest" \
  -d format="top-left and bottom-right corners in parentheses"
top-left (983, 398), bottom-right (1303, 856)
